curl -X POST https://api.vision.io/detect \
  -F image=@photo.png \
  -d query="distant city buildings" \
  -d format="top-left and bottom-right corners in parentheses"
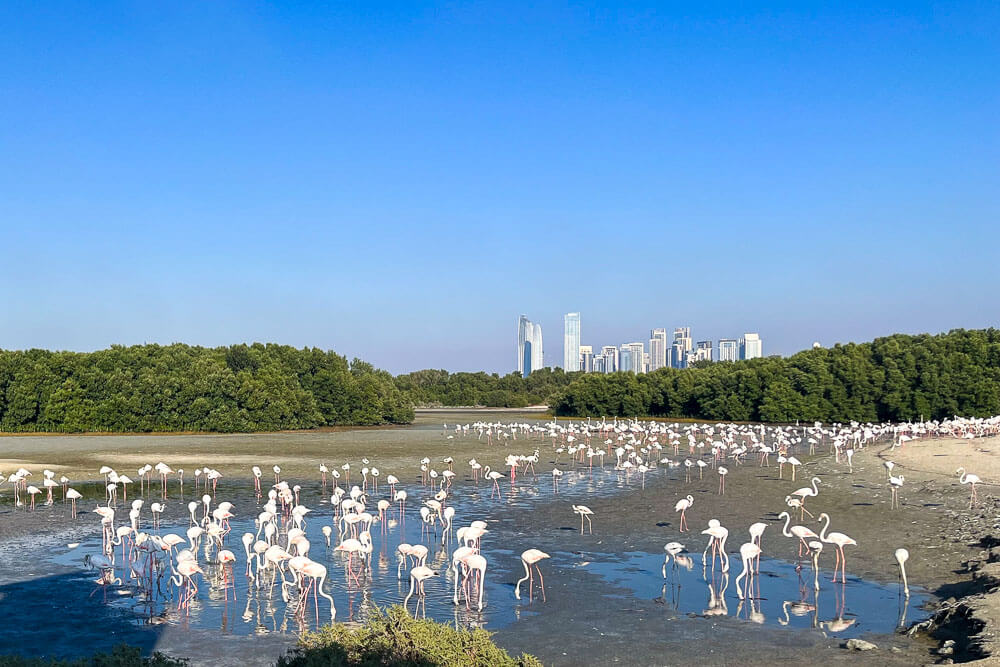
top-left (600, 345), bottom-right (619, 373)
top-left (517, 315), bottom-right (544, 377)
top-left (516, 312), bottom-right (764, 374)
top-left (563, 312), bottom-right (581, 372)
top-left (740, 333), bottom-right (763, 360)
top-left (649, 328), bottom-right (668, 371)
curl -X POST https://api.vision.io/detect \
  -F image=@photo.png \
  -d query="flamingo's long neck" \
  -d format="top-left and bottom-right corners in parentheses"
top-left (781, 514), bottom-right (792, 538)
top-left (819, 514), bottom-right (830, 542)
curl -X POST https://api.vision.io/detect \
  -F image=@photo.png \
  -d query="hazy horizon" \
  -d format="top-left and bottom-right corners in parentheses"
top-left (3, 3), bottom-right (997, 374)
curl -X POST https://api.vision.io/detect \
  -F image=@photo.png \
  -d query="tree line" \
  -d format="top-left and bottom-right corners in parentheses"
top-left (393, 367), bottom-right (578, 408)
top-left (0, 343), bottom-right (413, 433)
top-left (549, 329), bottom-right (1000, 422)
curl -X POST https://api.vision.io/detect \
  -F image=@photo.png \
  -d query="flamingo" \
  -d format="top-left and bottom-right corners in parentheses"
top-left (749, 522), bottom-right (767, 572)
top-left (674, 495), bottom-right (693, 532)
top-left (817, 513), bottom-right (857, 583)
top-left (66, 488), bottom-right (82, 518)
top-left (718, 466), bottom-right (728, 495)
top-left (895, 548), bottom-right (910, 598)
top-left (403, 566), bottom-right (438, 614)
top-left (778, 510), bottom-right (819, 558)
top-left (662, 542), bottom-right (686, 578)
top-left (572, 505), bottom-right (594, 534)
top-left (516, 549), bottom-right (550, 601)
top-left (957, 468), bottom-right (982, 508)
top-left (889, 475), bottom-right (904, 509)
top-left (735, 542), bottom-right (761, 599)
top-left (299, 560), bottom-right (336, 620)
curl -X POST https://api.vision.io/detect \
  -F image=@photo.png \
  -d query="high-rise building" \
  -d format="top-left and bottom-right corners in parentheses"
top-left (671, 339), bottom-right (687, 369)
top-left (643, 352), bottom-right (650, 373)
top-left (563, 313), bottom-right (581, 372)
top-left (579, 345), bottom-right (593, 373)
top-left (625, 342), bottom-right (645, 374)
top-left (517, 315), bottom-right (544, 377)
top-left (672, 327), bottom-right (692, 368)
top-left (593, 356), bottom-right (606, 373)
top-left (649, 328), bottom-right (668, 371)
top-left (619, 347), bottom-right (633, 373)
top-left (740, 333), bottom-right (763, 360)
top-left (696, 340), bottom-right (713, 363)
top-left (718, 339), bottom-right (739, 362)
top-left (600, 345), bottom-right (618, 373)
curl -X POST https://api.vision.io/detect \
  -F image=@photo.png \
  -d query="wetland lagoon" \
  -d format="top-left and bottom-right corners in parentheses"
top-left (1, 410), bottom-right (990, 666)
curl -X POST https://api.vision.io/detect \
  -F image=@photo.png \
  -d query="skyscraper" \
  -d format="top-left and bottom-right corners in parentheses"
top-left (579, 345), bottom-right (593, 373)
top-left (696, 340), bottom-right (713, 363)
top-left (718, 339), bottom-right (739, 362)
top-left (649, 328), bottom-right (668, 371)
top-left (600, 345), bottom-right (618, 373)
top-left (563, 313), bottom-right (581, 372)
top-left (671, 339), bottom-right (688, 369)
top-left (739, 333), bottom-right (763, 360)
top-left (517, 315), bottom-right (544, 377)
top-left (625, 342), bottom-right (646, 374)
top-left (619, 346), bottom-right (633, 373)
top-left (672, 327), bottom-right (692, 368)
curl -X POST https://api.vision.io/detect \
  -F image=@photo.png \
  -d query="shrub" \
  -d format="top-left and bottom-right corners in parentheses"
top-left (276, 606), bottom-right (542, 667)
top-left (0, 646), bottom-right (186, 667)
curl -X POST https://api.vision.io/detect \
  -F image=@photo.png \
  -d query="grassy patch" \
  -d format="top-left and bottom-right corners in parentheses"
top-left (277, 606), bottom-right (542, 667)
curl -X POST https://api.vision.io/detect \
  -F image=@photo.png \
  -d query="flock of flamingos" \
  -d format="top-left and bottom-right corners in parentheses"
top-left (1, 414), bottom-right (998, 631)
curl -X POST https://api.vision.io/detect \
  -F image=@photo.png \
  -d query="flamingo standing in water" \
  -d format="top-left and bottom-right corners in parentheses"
top-left (675, 495), bottom-right (693, 532)
top-left (956, 468), bottom-right (982, 508)
top-left (895, 548), bottom-right (910, 598)
top-left (403, 565), bottom-right (438, 614)
top-left (516, 549), bottom-right (550, 601)
top-left (735, 542), bottom-right (761, 599)
top-left (778, 511), bottom-right (819, 558)
top-left (484, 467), bottom-right (504, 499)
top-left (817, 513), bottom-right (857, 583)
top-left (662, 542), bottom-right (686, 578)
top-left (572, 505), bottom-right (594, 534)
top-left (299, 560), bottom-right (337, 620)
top-left (66, 488), bottom-right (82, 518)
top-left (749, 522), bottom-right (767, 572)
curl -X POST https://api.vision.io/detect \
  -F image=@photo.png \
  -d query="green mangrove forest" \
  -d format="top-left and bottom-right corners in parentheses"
top-left (0, 329), bottom-right (997, 433)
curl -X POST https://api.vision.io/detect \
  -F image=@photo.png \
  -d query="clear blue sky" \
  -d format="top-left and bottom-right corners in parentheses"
top-left (1, 2), bottom-right (997, 374)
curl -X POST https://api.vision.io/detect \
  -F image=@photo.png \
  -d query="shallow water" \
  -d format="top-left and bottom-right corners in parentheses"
top-left (30, 465), bottom-right (926, 650)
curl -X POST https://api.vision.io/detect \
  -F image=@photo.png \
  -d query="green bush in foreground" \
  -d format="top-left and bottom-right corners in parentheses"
top-left (277, 606), bottom-right (542, 667)
top-left (0, 646), bottom-right (186, 667)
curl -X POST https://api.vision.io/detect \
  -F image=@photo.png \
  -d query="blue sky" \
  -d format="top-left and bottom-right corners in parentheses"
top-left (1, 2), bottom-right (997, 374)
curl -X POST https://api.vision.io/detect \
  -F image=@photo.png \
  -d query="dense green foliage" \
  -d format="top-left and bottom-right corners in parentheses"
top-left (277, 606), bottom-right (542, 667)
top-left (551, 329), bottom-right (1000, 422)
top-left (394, 368), bottom-right (576, 408)
top-left (0, 344), bottom-right (413, 433)
top-left (0, 646), bottom-right (185, 667)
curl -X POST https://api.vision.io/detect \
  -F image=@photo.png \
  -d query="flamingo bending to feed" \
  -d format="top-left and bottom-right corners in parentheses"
top-left (735, 542), bottom-right (761, 599)
top-left (572, 505), bottom-right (594, 534)
top-left (895, 548), bottom-right (910, 598)
top-left (516, 549), bottom-right (550, 601)
top-left (662, 542), bottom-right (686, 578)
